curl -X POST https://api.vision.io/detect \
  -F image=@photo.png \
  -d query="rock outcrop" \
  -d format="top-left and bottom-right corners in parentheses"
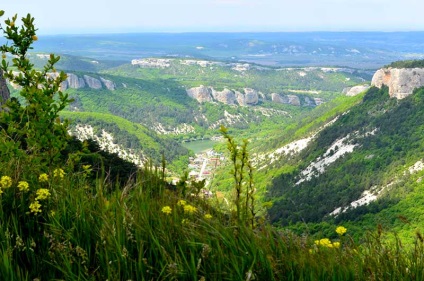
top-left (371, 68), bottom-right (424, 99)
top-left (211, 88), bottom-right (237, 104)
top-left (100, 77), bottom-right (116, 91)
top-left (186, 85), bottom-right (213, 103)
top-left (343, 85), bottom-right (370, 96)
top-left (0, 69), bottom-right (10, 106)
top-left (7, 72), bottom-right (115, 91)
top-left (187, 86), bottom-right (323, 107)
top-left (66, 73), bottom-right (86, 89)
top-left (83, 75), bottom-right (102, 89)
top-left (243, 88), bottom-right (259, 105)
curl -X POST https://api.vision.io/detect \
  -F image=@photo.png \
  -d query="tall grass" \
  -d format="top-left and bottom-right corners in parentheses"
top-left (1, 165), bottom-right (424, 280)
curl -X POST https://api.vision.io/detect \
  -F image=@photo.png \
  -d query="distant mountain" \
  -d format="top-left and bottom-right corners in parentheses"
top-left (29, 32), bottom-right (424, 68)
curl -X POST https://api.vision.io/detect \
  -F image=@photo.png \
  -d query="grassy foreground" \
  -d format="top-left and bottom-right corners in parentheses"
top-left (1, 167), bottom-right (424, 280)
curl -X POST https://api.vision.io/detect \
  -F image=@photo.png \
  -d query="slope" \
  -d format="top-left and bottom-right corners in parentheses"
top-left (266, 85), bottom-right (424, 238)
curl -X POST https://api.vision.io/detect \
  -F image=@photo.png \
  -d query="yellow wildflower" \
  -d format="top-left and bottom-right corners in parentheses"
top-left (29, 201), bottom-right (42, 214)
top-left (35, 188), bottom-right (51, 200)
top-left (316, 238), bottom-right (332, 247)
top-left (32, 35), bottom-right (38, 41)
top-left (10, 21), bottom-right (15, 27)
top-left (53, 168), bottom-right (65, 179)
top-left (204, 214), bottom-right (213, 220)
top-left (18, 181), bottom-right (29, 192)
top-left (0, 176), bottom-right (12, 188)
top-left (336, 226), bottom-right (347, 236)
top-left (161, 206), bottom-right (172, 215)
top-left (183, 205), bottom-right (197, 214)
top-left (332, 242), bottom-right (341, 248)
top-left (177, 199), bottom-right (186, 206)
top-left (39, 173), bottom-right (49, 182)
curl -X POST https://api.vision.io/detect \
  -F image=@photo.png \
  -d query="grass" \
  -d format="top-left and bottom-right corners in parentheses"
top-left (1, 164), bottom-right (424, 280)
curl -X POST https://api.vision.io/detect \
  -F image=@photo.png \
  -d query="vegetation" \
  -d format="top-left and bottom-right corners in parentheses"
top-left (387, 59), bottom-right (424, 68)
top-left (4, 10), bottom-right (424, 281)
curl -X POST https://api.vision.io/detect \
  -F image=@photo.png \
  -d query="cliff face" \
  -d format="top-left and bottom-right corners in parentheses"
top-left (187, 86), bottom-right (321, 107)
top-left (0, 70), bottom-right (10, 106)
top-left (8, 72), bottom-right (116, 91)
top-left (371, 68), bottom-right (424, 99)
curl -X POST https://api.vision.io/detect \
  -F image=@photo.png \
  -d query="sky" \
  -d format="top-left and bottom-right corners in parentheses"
top-left (2, 0), bottom-right (424, 34)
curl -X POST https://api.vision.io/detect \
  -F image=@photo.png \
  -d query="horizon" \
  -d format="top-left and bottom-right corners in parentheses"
top-left (3, 0), bottom-right (424, 35)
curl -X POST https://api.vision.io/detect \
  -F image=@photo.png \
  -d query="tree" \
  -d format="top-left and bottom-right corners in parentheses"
top-left (0, 11), bottom-right (73, 172)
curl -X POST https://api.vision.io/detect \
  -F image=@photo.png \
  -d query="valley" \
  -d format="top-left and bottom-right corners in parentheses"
top-left (6, 29), bottom-right (424, 255)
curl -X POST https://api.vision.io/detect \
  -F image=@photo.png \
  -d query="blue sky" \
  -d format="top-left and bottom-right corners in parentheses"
top-left (2, 0), bottom-right (424, 34)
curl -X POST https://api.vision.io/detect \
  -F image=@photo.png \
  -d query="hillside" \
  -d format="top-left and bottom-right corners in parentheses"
top-left (264, 84), bottom-right (424, 241)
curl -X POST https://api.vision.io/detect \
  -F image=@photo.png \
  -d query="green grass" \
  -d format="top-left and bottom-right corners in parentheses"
top-left (2, 164), bottom-right (424, 280)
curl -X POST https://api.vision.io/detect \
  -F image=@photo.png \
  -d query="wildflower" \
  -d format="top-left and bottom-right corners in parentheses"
top-left (29, 201), bottom-right (42, 214)
top-left (183, 205), bottom-right (197, 214)
top-left (332, 242), bottom-right (340, 248)
top-left (204, 214), bottom-right (213, 220)
top-left (32, 35), bottom-right (38, 41)
top-left (35, 188), bottom-right (51, 200)
top-left (10, 21), bottom-right (15, 27)
top-left (53, 168), bottom-right (65, 179)
top-left (1, 53), bottom-right (5, 59)
top-left (161, 206), bottom-right (172, 215)
top-left (39, 173), bottom-right (49, 182)
top-left (336, 226), bottom-right (347, 236)
top-left (177, 199), bottom-right (186, 206)
top-left (0, 176), bottom-right (12, 188)
top-left (315, 238), bottom-right (332, 247)
top-left (18, 181), bottom-right (29, 192)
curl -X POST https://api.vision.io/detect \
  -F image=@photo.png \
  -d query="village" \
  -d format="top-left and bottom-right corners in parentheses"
top-left (187, 149), bottom-right (225, 196)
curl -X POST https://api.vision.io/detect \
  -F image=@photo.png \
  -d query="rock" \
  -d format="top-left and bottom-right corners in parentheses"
top-left (287, 95), bottom-right (301, 106)
top-left (211, 88), bottom-right (236, 104)
top-left (271, 93), bottom-right (280, 103)
top-left (303, 96), bottom-right (315, 106)
top-left (345, 85), bottom-right (370, 96)
top-left (235, 90), bottom-right (246, 106)
top-left (67, 73), bottom-right (85, 89)
top-left (244, 88), bottom-right (259, 105)
top-left (314, 98), bottom-right (325, 105)
top-left (0, 69), bottom-right (10, 106)
top-left (83, 75), bottom-right (102, 89)
top-left (371, 68), bottom-right (424, 99)
top-left (100, 77), bottom-right (116, 91)
top-left (186, 85), bottom-right (213, 103)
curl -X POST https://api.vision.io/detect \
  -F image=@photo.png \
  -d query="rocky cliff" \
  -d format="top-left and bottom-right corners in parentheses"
top-left (343, 85), bottom-right (370, 96)
top-left (8, 72), bottom-right (116, 91)
top-left (187, 86), bottom-right (259, 106)
top-left (371, 68), bottom-right (424, 99)
top-left (0, 69), bottom-right (10, 106)
top-left (187, 86), bottom-right (321, 107)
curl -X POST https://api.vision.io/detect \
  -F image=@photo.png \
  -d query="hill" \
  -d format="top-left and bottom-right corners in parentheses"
top-left (264, 84), bottom-right (424, 241)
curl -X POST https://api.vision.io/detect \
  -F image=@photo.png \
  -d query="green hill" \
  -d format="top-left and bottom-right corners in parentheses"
top-left (265, 85), bottom-right (424, 241)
